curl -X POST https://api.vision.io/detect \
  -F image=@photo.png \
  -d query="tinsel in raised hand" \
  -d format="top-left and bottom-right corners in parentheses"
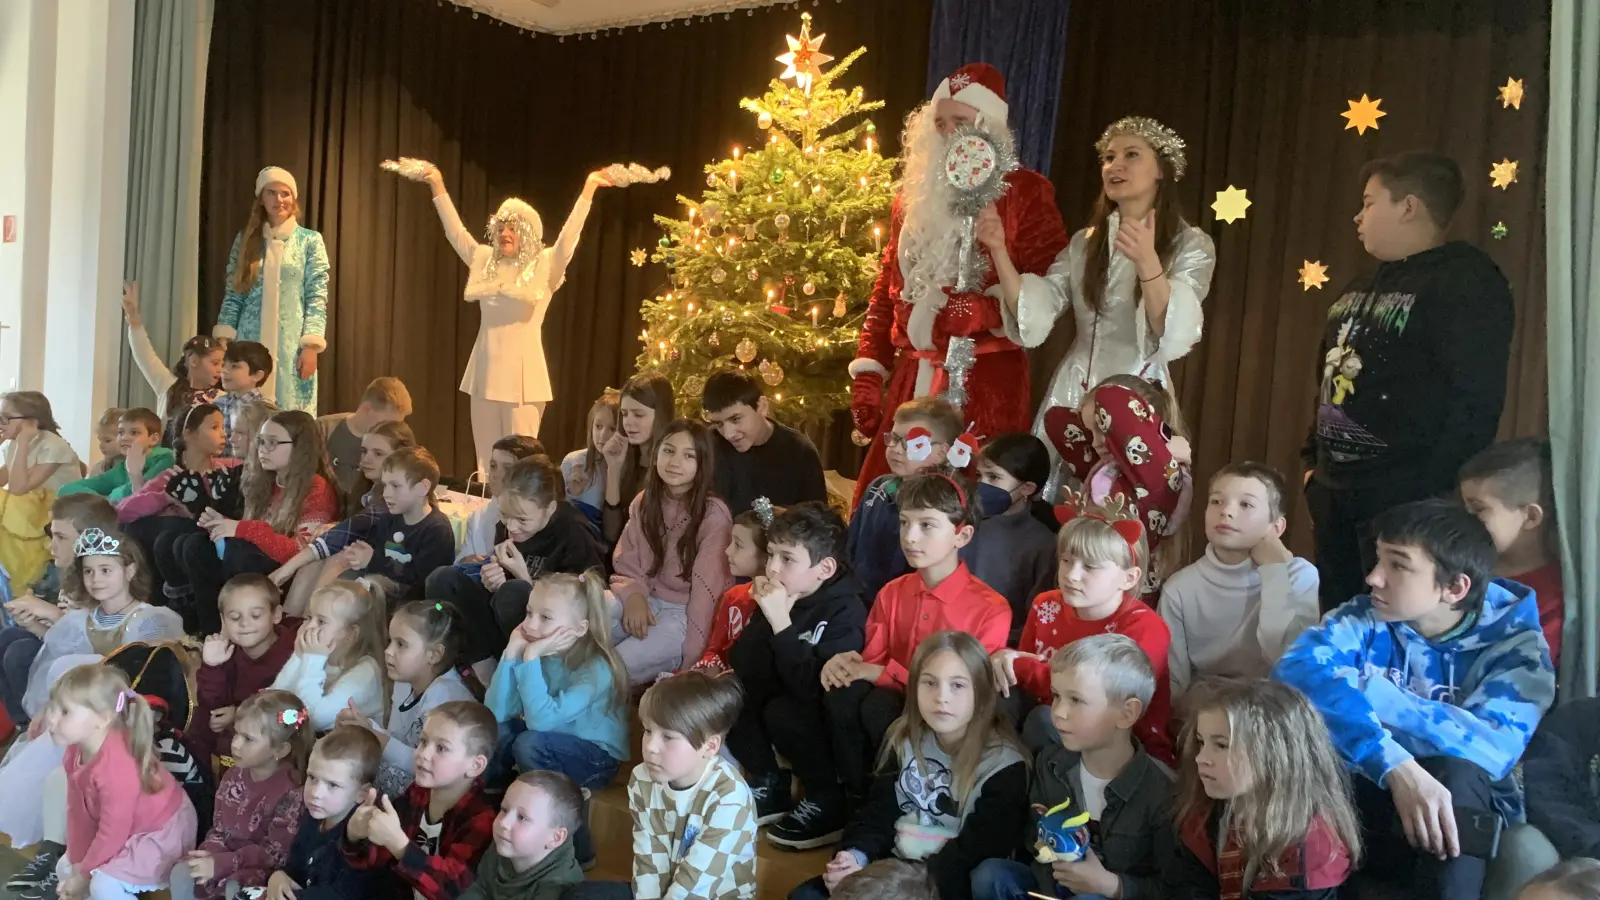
top-left (941, 336), bottom-right (977, 413)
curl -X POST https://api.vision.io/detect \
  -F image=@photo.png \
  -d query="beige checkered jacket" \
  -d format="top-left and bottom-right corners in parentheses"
top-left (627, 757), bottom-right (757, 899)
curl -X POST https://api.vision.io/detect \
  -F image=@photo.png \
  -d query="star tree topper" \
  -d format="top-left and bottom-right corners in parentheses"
top-left (1490, 158), bottom-right (1519, 190)
top-left (1341, 94), bottom-right (1386, 135)
top-left (776, 12), bottom-right (833, 94)
top-left (1299, 260), bottom-right (1330, 291)
top-left (1498, 77), bottom-right (1525, 110)
top-left (1211, 185), bottom-right (1252, 224)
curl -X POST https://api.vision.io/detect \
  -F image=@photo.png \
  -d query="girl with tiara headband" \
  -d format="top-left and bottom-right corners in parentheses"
top-left (988, 117), bottom-right (1218, 497)
top-left (384, 157), bottom-right (657, 479)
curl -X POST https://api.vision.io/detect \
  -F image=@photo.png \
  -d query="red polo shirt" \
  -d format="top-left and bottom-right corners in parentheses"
top-left (1014, 590), bottom-right (1174, 764)
top-left (862, 562), bottom-right (1012, 689)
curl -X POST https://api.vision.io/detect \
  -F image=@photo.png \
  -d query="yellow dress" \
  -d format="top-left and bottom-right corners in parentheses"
top-left (0, 433), bottom-right (81, 588)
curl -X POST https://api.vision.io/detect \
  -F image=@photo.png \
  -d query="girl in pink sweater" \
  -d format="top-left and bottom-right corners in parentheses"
top-left (609, 419), bottom-right (734, 685)
top-left (49, 663), bottom-right (198, 900)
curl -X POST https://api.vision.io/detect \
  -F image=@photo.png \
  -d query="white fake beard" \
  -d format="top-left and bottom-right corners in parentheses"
top-left (896, 103), bottom-right (963, 313)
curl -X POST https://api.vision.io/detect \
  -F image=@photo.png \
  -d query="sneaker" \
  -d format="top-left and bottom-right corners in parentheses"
top-left (575, 787), bottom-right (597, 871)
top-left (15, 872), bottom-right (58, 900)
top-left (766, 797), bottom-right (846, 851)
top-left (7, 845), bottom-right (61, 890)
top-left (748, 770), bottom-right (794, 826)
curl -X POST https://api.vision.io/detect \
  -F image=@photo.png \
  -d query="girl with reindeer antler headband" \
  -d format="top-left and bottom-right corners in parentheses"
top-left (991, 494), bottom-right (1176, 764)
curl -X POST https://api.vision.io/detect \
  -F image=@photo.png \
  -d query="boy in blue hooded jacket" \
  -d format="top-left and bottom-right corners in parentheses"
top-left (1274, 498), bottom-right (1554, 900)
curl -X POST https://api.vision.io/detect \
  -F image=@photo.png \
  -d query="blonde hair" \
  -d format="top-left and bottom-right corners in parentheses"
top-left (1175, 679), bottom-right (1362, 880)
top-left (360, 377), bottom-right (413, 416)
top-left (879, 631), bottom-right (1026, 807)
top-left (892, 395), bottom-right (961, 444)
top-left (1056, 510), bottom-right (1149, 575)
top-left (348, 420), bottom-right (417, 514)
top-left (311, 724), bottom-right (382, 785)
top-left (1, 391), bottom-right (61, 433)
top-left (1049, 632), bottom-right (1156, 707)
top-left (308, 581), bottom-right (389, 699)
top-left (244, 410), bottom-right (340, 534)
top-left (425, 700), bottom-right (498, 760)
top-left (50, 665), bottom-right (164, 792)
top-left (381, 446), bottom-right (440, 503)
top-left (531, 570), bottom-right (629, 708)
top-left (236, 689), bottom-right (315, 778)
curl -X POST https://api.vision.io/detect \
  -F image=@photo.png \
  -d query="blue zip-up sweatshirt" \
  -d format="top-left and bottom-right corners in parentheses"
top-left (1273, 578), bottom-right (1554, 820)
top-left (485, 653), bottom-right (629, 762)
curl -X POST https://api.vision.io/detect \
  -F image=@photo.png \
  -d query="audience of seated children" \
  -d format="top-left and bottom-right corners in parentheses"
top-left (319, 377), bottom-right (414, 493)
top-left (339, 600), bottom-right (474, 795)
top-left (121, 281), bottom-right (226, 444)
top-left (824, 472), bottom-right (1011, 804)
top-left (485, 570), bottom-right (629, 869)
top-left (1165, 678), bottom-right (1359, 900)
top-left (1046, 375), bottom-right (1193, 593)
top-left (192, 574), bottom-right (298, 763)
top-left (690, 501), bottom-right (773, 673)
top-left (1522, 696), bottom-right (1600, 863)
top-left (268, 725), bottom-right (383, 900)
top-left (968, 432), bottom-right (1058, 641)
top-left (272, 581), bottom-right (389, 731)
top-left (170, 409), bottom-right (341, 633)
top-left (973, 634), bottom-right (1172, 900)
top-left (216, 340), bottom-right (275, 457)
top-left (795, 631), bottom-right (1027, 900)
top-left (847, 396), bottom-right (962, 601)
top-left (599, 373), bottom-right (674, 545)
top-left (461, 770), bottom-right (587, 900)
top-left (343, 701), bottom-right (498, 900)
top-left (701, 369), bottom-right (828, 515)
top-left (430, 454), bottom-right (604, 679)
top-left (832, 859), bottom-right (940, 900)
top-left (0, 392), bottom-right (84, 591)
top-left (562, 391), bottom-right (617, 532)
top-left (464, 435), bottom-right (546, 559)
top-left (992, 503), bottom-right (1173, 762)
top-left (270, 446), bottom-right (454, 605)
top-left (609, 419), bottom-right (734, 684)
top-left (90, 407), bottom-right (125, 476)
top-left (172, 690), bottom-right (311, 900)
top-left (59, 407), bottom-right (176, 501)
top-left (0, 493), bottom-right (118, 728)
top-left (1161, 461), bottom-right (1319, 700)
top-left (1520, 859), bottom-right (1600, 900)
top-left (1274, 499), bottom-right (1556, 900)
top-left (51, 663), bottom-right (200, 900)
top-left (1460, 438), bottom-right (1564, 667)
top-left (344, 420), bottom-right (417, 515)
top-left (724, 502), bottom-right (867, 849)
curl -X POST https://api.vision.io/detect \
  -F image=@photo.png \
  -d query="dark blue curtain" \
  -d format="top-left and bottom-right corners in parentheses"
top-left (926, 0), bottom-right (1070, 175)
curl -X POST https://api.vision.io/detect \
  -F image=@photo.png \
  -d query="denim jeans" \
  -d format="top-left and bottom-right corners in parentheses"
top-left (0, 627), bottom-right (43, 725)
top-left (971, 858), bottom-right (1109, 900)
top-left (496, 719), bottom-right (620, 789)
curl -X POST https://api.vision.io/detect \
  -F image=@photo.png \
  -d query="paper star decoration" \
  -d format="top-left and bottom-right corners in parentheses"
top-left (1489, 158), bottom-right (1519, 190)
top-left (630, 248), bottom-right (647, 267)
top-left (1497, 77), bottom-right (1524, 110)
top-left (776, 13), bottom-right (833, 93)
top-left (1299, 260), bottom-right (1330, 291)
top-left (1341, 94), bottom-right (1387, 135)
top-left (1211, 185), bottom-right (1252, 224)
top-left (1491, 221), bottom-right (1509, 240)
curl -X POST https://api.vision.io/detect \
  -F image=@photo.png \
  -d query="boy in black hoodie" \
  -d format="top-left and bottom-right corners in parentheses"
top-left (1301, 150), bottom-right (1514, 611)
top-left (724, 502), bottom-right (868, 851)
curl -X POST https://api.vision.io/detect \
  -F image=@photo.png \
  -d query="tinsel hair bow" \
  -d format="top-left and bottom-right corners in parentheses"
top-left (751, 496), bottom-right (776, 528)
top-left (1053, 489), bottom-right (1145, 555)
top-left (1096, 116), bottom-right (1188, 181)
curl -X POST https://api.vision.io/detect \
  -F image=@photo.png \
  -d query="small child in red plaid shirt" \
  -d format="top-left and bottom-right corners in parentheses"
top-left (343, 701), bottom-right (498, 900)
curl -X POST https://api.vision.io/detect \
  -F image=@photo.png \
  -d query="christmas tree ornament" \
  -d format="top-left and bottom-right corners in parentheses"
top-left (630, 248), bottom-right (648, 266)
top-left (746, 268), bottom-right (760, 282)
top-left (1341, 94), bottom-right (1386, 135)
top-left (668, 347), bottom-right (681, 360)
top-left (702, 201), bottom-right (723, 224)
top-left (865, 121), bottom-right (877, 134)
top-left (683, 375), bottom-right (706, 398)
top-left (770, 168), bottom-right (786, 185)
top-left (850, 428), bottom-right (871, 447)
top-left (721, 309), bottom-right (735, 325)
top-left (1210, 186), bottom-right (1251, 224)
top-left (744, 223), bottom-right (758, 240)
top-left (658, 236), bottom-right (671, 247)
top-left (774, 213), bottom-right (791, 229)
top-left (1498, 77), bottom-right (1525, 110)
top-left (709, 331), bottom-right (721, 346)
top-left (735, 338), bottom-right (758, 363)
top-left (783, 274), bottom-right (796, 285)
top-left (1298, 260), bottom-right (1330, 291)
top-left (761, 362), bottom-right (785, 386)
top-left (943, 124), bottom-right (1018, 290)
top-left (803, 281), bottom-right (816, 296)
top-left (711, 268), bottom-right (727, 284)
top-left (758, 111), bottom-right (774, 130)
top-left (706, 172), bottom-right (720, 188)
top-left (833, 292), bottom-right (848, 317)
top-left (940, 337), bottom-right (977, 412)
top-left (758, 359), bottom-right (771, 375)
top-left (1489, 158), bottom-right (1519, 190)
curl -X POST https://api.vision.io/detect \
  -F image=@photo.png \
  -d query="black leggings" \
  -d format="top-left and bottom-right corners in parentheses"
top-left (173, 533), bottom-right (280, 636)
top-left (124, 516), bottom-right (203, 606)
top-left (425, 566), bottom-right (532, 665)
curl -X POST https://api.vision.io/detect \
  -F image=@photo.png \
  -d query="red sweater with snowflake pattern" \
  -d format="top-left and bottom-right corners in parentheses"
top-left (1014, 590), bottom-right (1174, 764)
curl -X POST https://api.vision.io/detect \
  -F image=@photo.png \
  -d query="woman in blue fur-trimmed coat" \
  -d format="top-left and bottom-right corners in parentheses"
top-left (214, 166), bottom-right (330, 414)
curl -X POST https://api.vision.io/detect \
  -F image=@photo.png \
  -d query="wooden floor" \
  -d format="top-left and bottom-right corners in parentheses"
top-left (587, 705), bottom-right (831, 897)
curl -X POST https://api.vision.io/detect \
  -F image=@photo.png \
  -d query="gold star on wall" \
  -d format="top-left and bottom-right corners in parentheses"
top-left (1489, 159), bottom-right (1519, 190)
top-left (1299, 260), bottom-right (1330, 291)
top-left (630, 248), bottom-right (647, 267)
top-left (1341, 94), bottom-right (1387, 135)
top-left (1211, 185), bottom-right (1252, 224)
top-left (776, 13), bottom-right (833, 93)
top-left (1497, 77), bottom-right (1525, 110)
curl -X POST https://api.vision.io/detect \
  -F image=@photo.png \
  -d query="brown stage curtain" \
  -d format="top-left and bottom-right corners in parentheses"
top-left (1036, 0), bottom-right (1550, 555)
top-left (199, 0), bottom-right (932, 478)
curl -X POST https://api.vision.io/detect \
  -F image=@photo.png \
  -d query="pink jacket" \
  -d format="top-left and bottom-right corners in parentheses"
top-left (65, 730), bottom-right (187, 875)
top-left (116, 459), bottom-right (242, 522)
top-left (610, 492), bottom-right (734, 664)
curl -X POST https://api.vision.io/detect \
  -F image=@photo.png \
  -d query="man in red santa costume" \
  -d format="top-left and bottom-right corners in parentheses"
top-left (848, 63), bottom-right (1069, 506)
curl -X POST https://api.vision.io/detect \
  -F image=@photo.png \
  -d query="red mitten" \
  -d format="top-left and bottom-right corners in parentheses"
top-left (850, 371), bottom-right (885, 437)
top-left (937, 287), bottom-right (1004, 337)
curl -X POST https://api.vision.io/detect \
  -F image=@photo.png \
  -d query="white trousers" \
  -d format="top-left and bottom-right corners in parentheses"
top-left (605, 593), bottom-right (688, 686)
top-left (469, 397), bottom-right (545, 480)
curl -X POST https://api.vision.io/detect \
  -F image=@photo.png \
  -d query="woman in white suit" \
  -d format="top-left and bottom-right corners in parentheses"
top-left (399, 161), bottom-right (614, 477)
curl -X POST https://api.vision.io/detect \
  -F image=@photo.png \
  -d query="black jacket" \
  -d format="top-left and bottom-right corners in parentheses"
top-left (1524, 697), bottom-right (1600, 859)
top-left (1301, 240), bottom-right (1513, 491)
top-left (726, 571), bottom-right (867, 703)
top-left (1026, 742), bottom-right (1173, 900)
top-left (711, 422), bottom-right (828, 515)
top-left (285, 808), bottom-right (376, 900)
top-left (497, 502), bottom-right (606, 578)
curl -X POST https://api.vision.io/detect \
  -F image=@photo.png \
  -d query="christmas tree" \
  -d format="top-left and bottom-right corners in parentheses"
top-left (633, 13), bottom-right (896, 427)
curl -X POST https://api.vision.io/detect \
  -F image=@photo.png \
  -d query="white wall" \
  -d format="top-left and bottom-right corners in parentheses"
top-left (0, 0), bottom-right (133, 460)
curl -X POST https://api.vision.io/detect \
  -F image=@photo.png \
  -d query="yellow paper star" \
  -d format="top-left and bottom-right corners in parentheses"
top-left (1211, 185), bottom-right (1252, 224)
top-left (1497, 77), bottom-right (1524, 110)
top-left (1489, 158), bottom-right (1519, 190)
top-left (630, 248), bottom-right (647, 267)
top-left (776, 13), bottom-right (832, 93)
top-left (1299, 260), bottom-right (1330, 291)
top-left (1341, 94), bottom-right (1387, 135)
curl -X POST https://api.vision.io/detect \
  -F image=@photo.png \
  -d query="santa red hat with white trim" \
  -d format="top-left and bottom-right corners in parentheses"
top-left (931, 63), bottom-right (1009, 128)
